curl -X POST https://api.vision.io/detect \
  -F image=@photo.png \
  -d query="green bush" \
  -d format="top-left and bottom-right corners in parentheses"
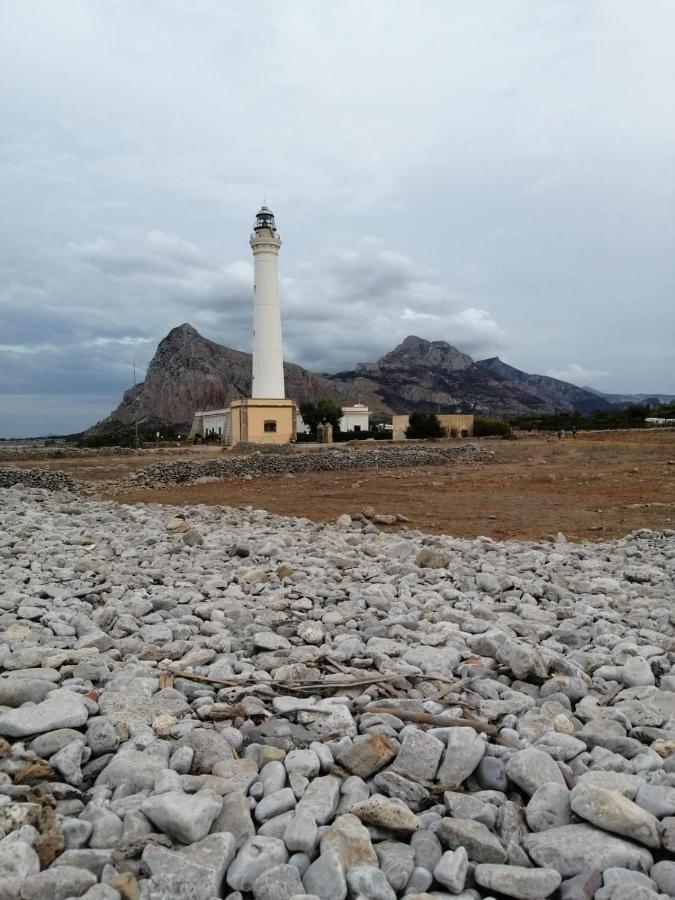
top-left (405, 412), bottom-right (444, 439)
top-left (77, 422), bottom-right (185, 448)
top-left (511, 402), bottom-right (673, 432)
top-left (474, 416), bottom-right (512, 437)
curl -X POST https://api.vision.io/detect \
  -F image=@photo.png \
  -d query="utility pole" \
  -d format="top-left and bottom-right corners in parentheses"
top-left (133, 363), bottom-right (139, 451)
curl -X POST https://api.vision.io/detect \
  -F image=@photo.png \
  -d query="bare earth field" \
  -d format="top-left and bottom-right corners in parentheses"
top-left (15, 430), bottom-right (674, 542)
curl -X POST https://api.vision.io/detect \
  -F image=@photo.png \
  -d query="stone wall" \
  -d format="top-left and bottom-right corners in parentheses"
top-left (0, 446), bottom-right (134, 462)
top-left (233, 442), bottom-right (297, 454)
top-left (131, 443), bottom-right (493, 486)
top-left (0, 466), bottom-right (77, 491)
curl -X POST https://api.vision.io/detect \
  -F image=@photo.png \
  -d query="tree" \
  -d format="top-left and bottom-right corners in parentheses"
top-left (299, 398), bottom-right (343, 433)
top-left (405, 412), bottom-right (444, 439)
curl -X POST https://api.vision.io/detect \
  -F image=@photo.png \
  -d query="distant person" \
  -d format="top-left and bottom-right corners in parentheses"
top-left (557, 429), bottom-right (563, 440)
top-left (572, 425), bottom-right (578, 438)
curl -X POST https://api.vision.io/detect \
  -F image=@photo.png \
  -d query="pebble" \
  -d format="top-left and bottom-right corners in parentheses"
top-left (302, 849), bottom-right (347, 900)
top-left (525, 783), bottom-right (571, 831)
top-left (651, 860), bottom-right (675, 896)
top-left (20, 865), bottom-right (97, 899)
top-left (433, 847), bottom-right (468, 893)
top-left (524, 824), bottom-right (654, 877)
top-left (141, 833), bottom-right (235, 896)
top-left (296, 776), bottom-right (340, 825)
top-left (346, 864), bottom-right (396, 899)
top-left (437, 817), bottom-right (507, 864)
top-left (336, 734), bottom-right (397, 778)
top-left (141, 789), bottom-right (222, 843)
top-left (320, 813), bottom-right (378, 871)
top-left (254, 787), bottom-right (296, 823)
top-left (505, 748), bottom-right (567, 796)
top-left (213, 791), bottom-right (256, 848)
top-left (570, 782), bottom-right (661, 848)
top-left (435, 727), bottom-right (485, 788)
top-left (350, 796), bottom-right (421, 835)
top-left (211, 758), bottom-right (259, 794)
top-left (251, 862), bottom-right (304, 899)
top-left (392, 728), bottom-right (444, 782)
top-left (473, 862), bottom-right (562, 898)
top-left (226, 836), bottom-right (289, 893)
top-left (284, 808), bottom-right (317, 854)
top-left (375, 840), bottom-right (415, 892)
top-left (0, 842), bottom-right (40, 898)
top-left (0, 689), bottom-right (89, 738)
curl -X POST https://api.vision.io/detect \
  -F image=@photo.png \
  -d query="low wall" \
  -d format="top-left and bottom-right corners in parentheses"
top-left (0, 446), bottom-right (135, 462)
top-left (130, 443), bottom-right (493, 486)
top-left (0, 467), bottom-right (77, 492)
top-left (232, 442), bottom-right (297, 454)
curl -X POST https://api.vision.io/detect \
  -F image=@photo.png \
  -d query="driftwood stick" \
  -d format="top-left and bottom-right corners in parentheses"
top-left (72, 583), bottom-right (111, 598)
top-left (267, 673), bottom-right (406, 693)
top-left (364, 705), bottom-right (497, 736)
top-left (167, 668), bottom-right (240, 687)
top-left (166, 667), bottom-right (405, 694)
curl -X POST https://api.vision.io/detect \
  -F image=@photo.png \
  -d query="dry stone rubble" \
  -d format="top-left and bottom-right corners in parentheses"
top-left (129, 444), bottom-right (492, 487)
top-left (0, 468), bottom-right (77, 492)
top-left (0, 483), bottom-right (673, 899)
top-left (0, 447), bottom-right (134, 463)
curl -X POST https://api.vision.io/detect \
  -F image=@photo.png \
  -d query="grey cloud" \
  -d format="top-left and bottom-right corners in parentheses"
top-left (547, 364), bottom-right (609, 386)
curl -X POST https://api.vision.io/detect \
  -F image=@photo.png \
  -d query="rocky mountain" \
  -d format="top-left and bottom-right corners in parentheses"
top-left (328, 336), bottom-right (611, 417)
top-left (96, 325), bottom-right (617, 430)
top-left (101, 324), bottom-right (379, 429)
top-left (357, 336), bottom-right (474, 376)
top-left (474, 357), bottom-right (614, 415)
top-left (581, 387), bottom-right (675, 408)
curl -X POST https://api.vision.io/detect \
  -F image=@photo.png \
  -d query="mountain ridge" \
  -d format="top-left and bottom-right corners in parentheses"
top-left (96, 323), bottom-right (621, 430)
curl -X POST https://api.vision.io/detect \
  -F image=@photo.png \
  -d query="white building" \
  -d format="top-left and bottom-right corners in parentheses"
top-left (340, 403), bottom-right (370, 433)
top-left (193, 408), bottom-right (231, 442)
top-left (296, 402), bottom-right (371, 435)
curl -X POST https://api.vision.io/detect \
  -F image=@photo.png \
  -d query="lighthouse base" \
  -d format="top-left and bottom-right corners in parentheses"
top-left (229, 398), bottom-right (296, 446)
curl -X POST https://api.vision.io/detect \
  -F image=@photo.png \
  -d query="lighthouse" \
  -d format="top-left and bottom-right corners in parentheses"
top-left (250, 206), bottom-right (285, 399)
top-left (228, 206), bottom-right (296, 446)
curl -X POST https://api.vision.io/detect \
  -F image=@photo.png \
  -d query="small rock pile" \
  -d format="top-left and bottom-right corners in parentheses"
top-left (0, 485), bottom-right (673, 900)
top-left (130, 444), bottom-right (492, 487)
top-left (0, 467), bottom-right (77, 492)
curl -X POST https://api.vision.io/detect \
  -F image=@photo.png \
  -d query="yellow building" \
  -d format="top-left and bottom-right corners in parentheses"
top-left (392, 413), bottom-right (474, 440)
top-left (230, 398), bottom-right (296, 445)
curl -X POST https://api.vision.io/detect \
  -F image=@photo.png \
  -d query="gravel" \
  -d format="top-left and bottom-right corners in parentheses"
top-left (0, 483), bottom-right (673, 899)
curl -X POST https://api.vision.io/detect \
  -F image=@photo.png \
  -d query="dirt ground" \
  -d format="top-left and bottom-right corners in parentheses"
top-left (17, 430), bottom-right (674, 542)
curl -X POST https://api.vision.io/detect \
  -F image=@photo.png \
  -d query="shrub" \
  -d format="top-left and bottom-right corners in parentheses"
top-left (474, 416), bottom-right (512, 437)
top-left (405, 412), bottom-right (444, 439)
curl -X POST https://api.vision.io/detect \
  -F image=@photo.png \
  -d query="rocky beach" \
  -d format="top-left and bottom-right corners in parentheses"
top-left (0, 482), bottom-right (674, 899)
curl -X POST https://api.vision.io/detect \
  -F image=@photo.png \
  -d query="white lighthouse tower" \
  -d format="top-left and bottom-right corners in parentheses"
top-left (250, 206), bottom-right (285, 399)
top-left (228, 206), bottom-right (296, 445)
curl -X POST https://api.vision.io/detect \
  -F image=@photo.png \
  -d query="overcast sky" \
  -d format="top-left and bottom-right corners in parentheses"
top-left (1, 1), bottom-right (674, 436)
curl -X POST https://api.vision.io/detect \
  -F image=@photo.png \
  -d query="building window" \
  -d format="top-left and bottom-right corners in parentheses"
top-left (264, 421), bottom-right (277, 433)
